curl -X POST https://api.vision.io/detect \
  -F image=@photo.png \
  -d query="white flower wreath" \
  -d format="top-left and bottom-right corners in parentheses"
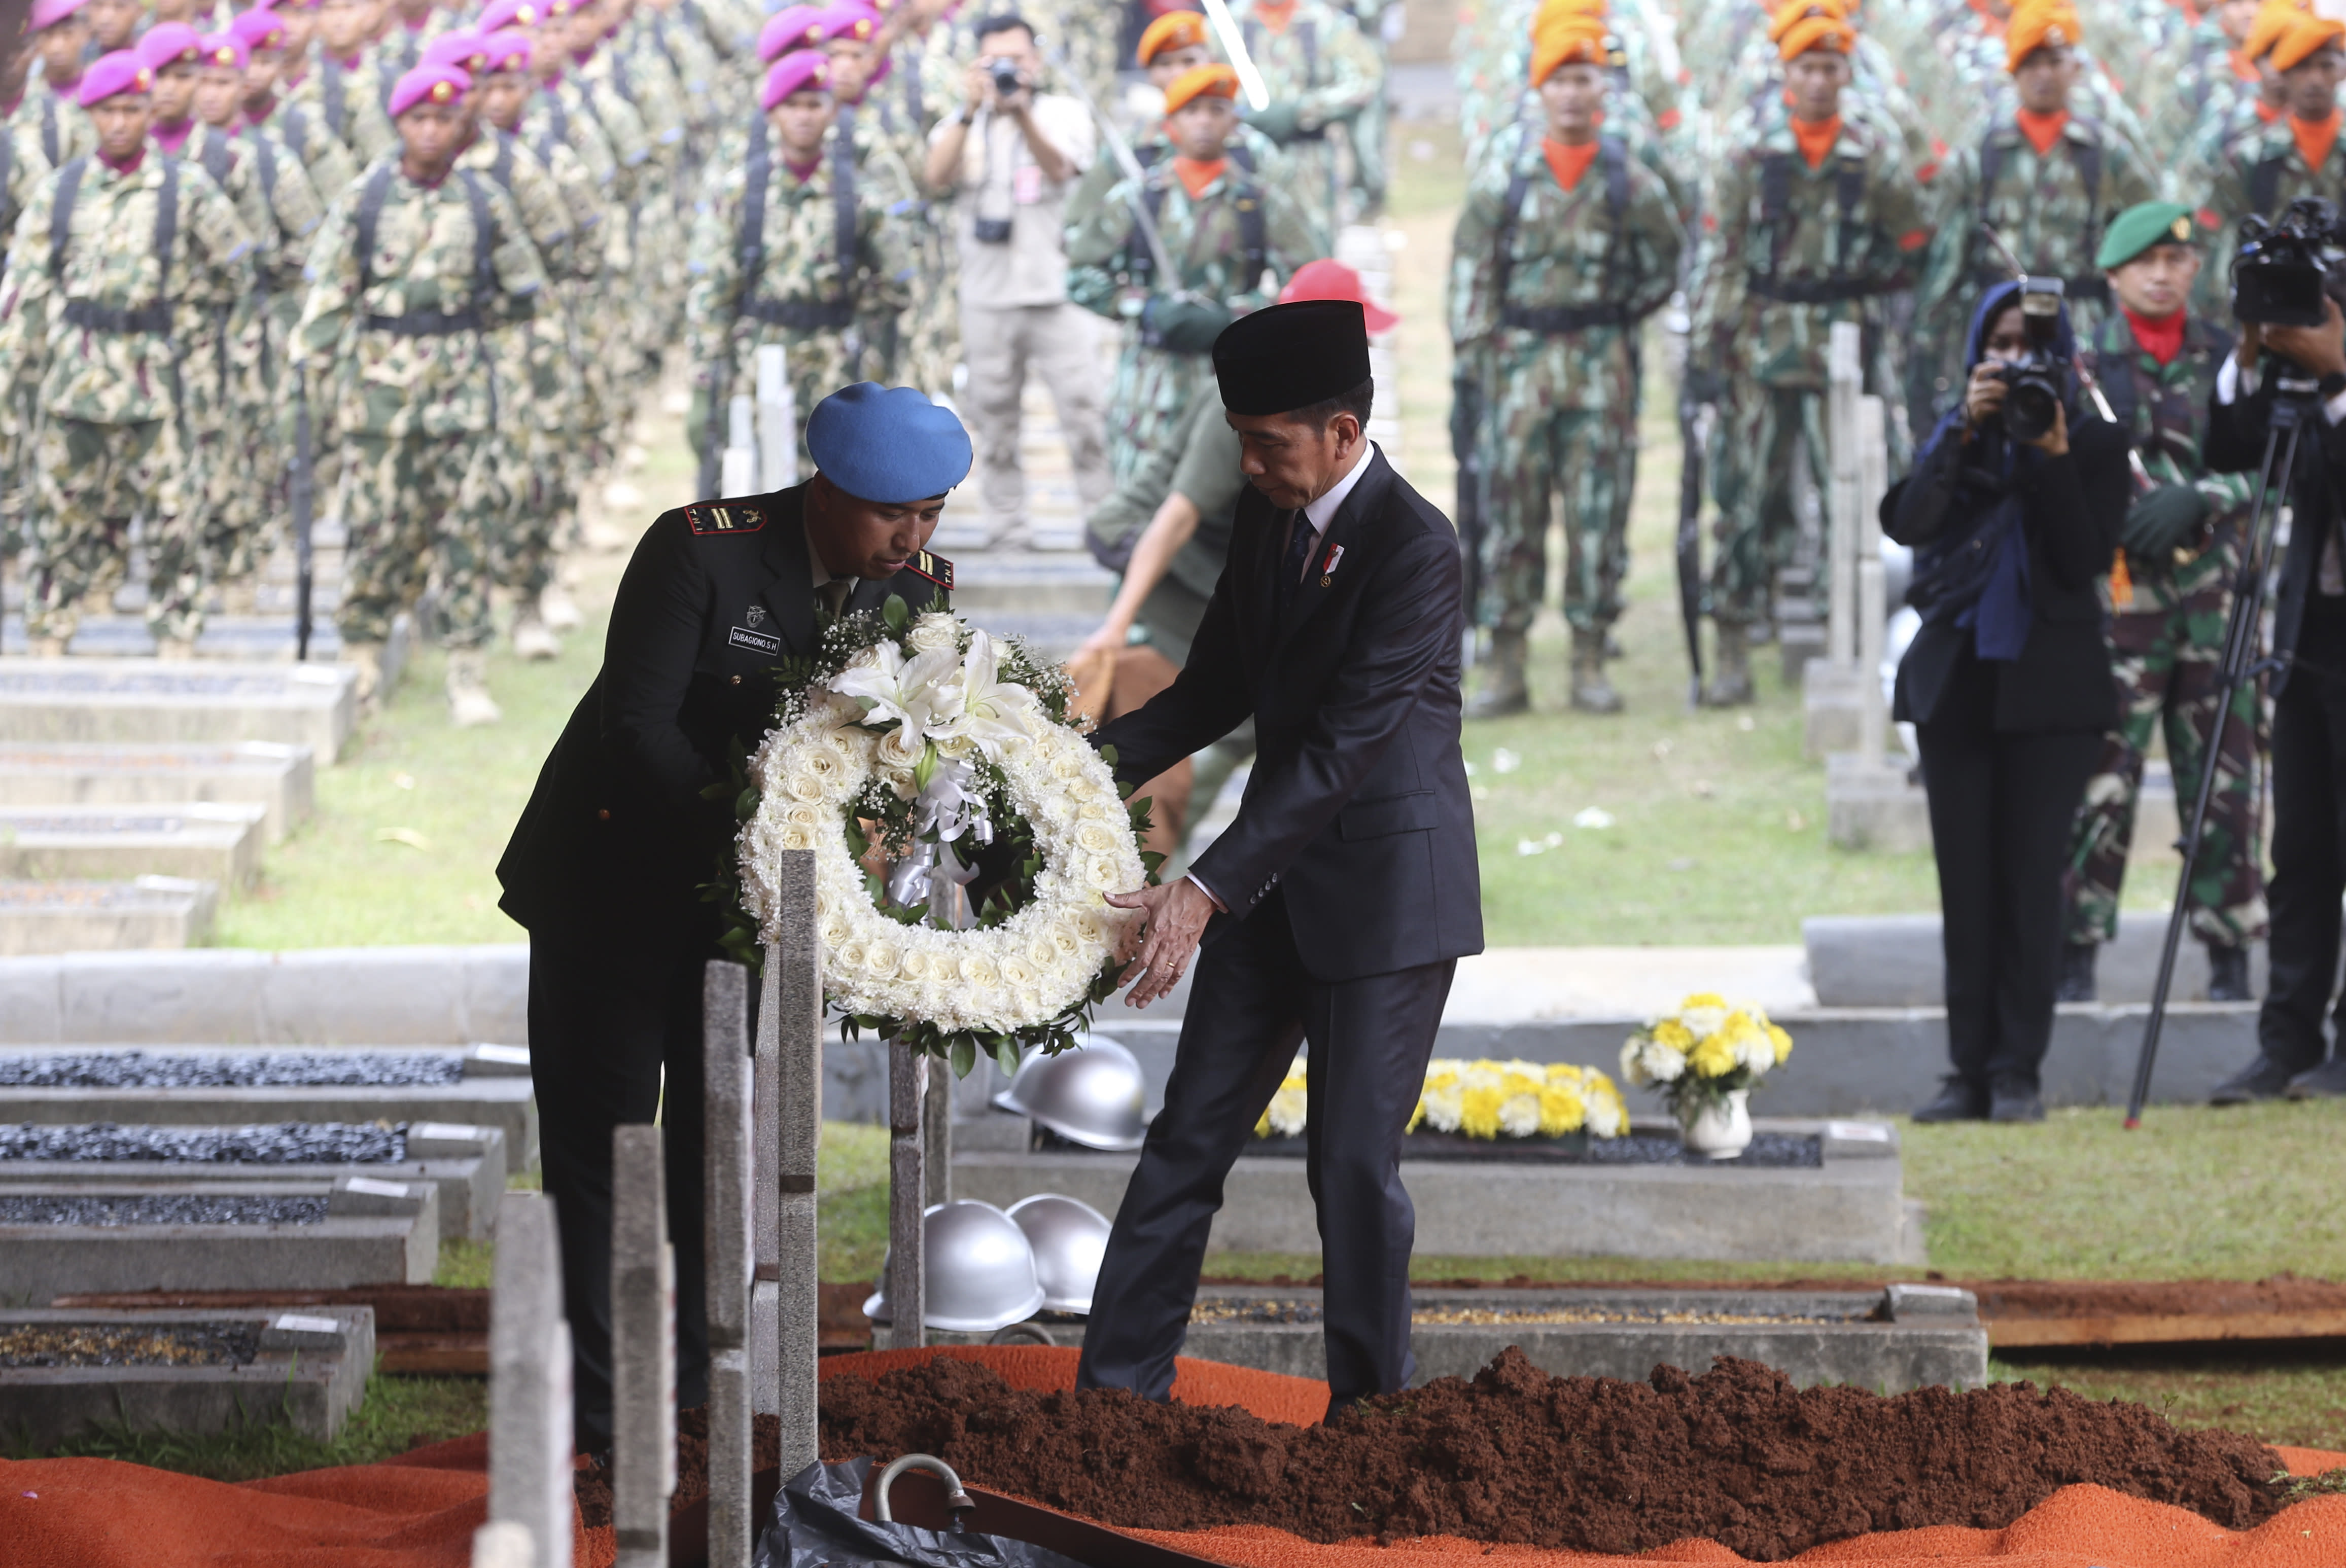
top-left (732, 605), bottom-right (1151, 1071)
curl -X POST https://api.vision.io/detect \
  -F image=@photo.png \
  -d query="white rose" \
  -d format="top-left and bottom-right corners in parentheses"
top-left (907, 612), bottom-right (962, 653)
top-left (1077, 797), bottom-right (1114, 823)
top-left (958, 952), bottom-right (1001, 989)
top-left (998, 953), bottom-right (1037, 990)
top-left (875, 727), bottom-right (925, 775)
top-left (1085, 856), bottom-right (1123, 891)
top-left (935, 732), bottom-right (976, 761)
top-left (779, 824), bottom-right (816, 850)
top-left (1046, 920), bottom-right (1085, 959)
top-left (819, 911), bottom-right (851, 948)
top-left (1049, 751), bottom-right (1084, 781)
top-left (784, 802), bottom-right (823, 828)
top-left (898, 949), bottom-right (932, 981)
top-left (834, 938), bottom-right (867, 972)
top-left (800, 745), bottom-right (847, 786)
top-left (864, 939), bottom-right (901, 978)
top-left (1075, 821), bottom-right (1122, 855)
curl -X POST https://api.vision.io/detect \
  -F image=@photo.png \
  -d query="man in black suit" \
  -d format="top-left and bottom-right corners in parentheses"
top-left (1076, 300), bottom-right (1483, 1418)
top-left (497, 383), bottom-right (968, 1452)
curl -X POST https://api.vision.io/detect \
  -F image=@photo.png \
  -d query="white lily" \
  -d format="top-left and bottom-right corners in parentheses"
top-left (827, 640), bottom-right (963, 734)
top-left (927, 631), bottom-right (1039, 760)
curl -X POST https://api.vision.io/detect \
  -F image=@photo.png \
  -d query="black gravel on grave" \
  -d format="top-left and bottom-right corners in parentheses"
top-left (1227, 1131), bottom-right (1824, 1168)
top-left (0, 1321), bottom-right (262, 1368)
top-left (0, 1193), bottom-right (332, 1226)
top-left (0, 1051), bottom-right (465, 1089)
top-left (0, 1122), bottom-right (407, 1164)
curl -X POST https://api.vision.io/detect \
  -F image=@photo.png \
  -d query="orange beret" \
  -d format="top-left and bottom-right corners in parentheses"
top-left (1769, 0), bottom-right (1845, 41)
top-left (1532, 0), bottom-right (1606, 23)
top-left (1531, 13), bottom-right (1611, 80)
top-left (2269, 10), bottom-right (2345, 69)
top-left (1137, 10), bottom-right (1209, 65)
top-left (2245, 0), bottom-right (2311, 59)
top-left (1162, 61), bottom-right (1238, 114)
top-left (2004, 2), bottom-right (2080, 69)
top-left (1775, 0), bottom-right (1852, 59)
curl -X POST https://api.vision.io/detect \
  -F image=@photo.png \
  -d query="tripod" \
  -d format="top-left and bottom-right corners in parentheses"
top-left (2122, 367), bottom-right (2315, 1127)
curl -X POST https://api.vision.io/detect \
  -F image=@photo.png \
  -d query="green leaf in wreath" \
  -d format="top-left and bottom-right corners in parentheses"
top-left (699, 781), bottom-right (731, 802)
top-left (1098, 744), bottom-right (1118, 769)
top-left (736, 788), bottom-right (758, 821)
top-left (883, 594), bottom-right (909, 632)
top-left (950, 1036), bottom-right (977, 1080)
top-left (994, 1037), bottom-right (1023, 1079)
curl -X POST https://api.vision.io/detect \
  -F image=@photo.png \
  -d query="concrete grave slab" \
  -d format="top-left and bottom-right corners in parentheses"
top-left (0, 1304), bottom-right (374, 1445)
top-left (0, 741), bottom-right (314, 843)
top-left (0, 660), bottom-right (357, 763)
top-left (1807, 911), bottom-right (2272, 1008)
top-left (0, 803), bottom-right (266, 888)
top-left (0, 1181), bottom-right (435, 1297)
top-left (0, 878), bottom-right (217, 953)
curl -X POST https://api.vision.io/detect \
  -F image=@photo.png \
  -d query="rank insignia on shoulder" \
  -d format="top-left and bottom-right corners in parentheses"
top-left (901, 551), bottom-right (954, 591)
top-left (685, 503), bottom-right (766, 536)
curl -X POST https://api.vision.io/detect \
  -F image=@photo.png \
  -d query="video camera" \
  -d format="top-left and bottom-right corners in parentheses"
top-left (2232, 197), bottom-right (2346, 328)
top-left (1987, 276), bottom-right (2068, 444)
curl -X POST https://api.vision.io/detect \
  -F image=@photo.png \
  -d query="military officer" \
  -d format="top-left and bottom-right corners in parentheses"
top-left (496, 381), bottom-right (968, 1456)
top-left (290, 62), bottom-right (549, 720)
top-left (294, 0), bottom-right (398, 165)
top-left (13, 0), bottom-right (98, 169)
top-left (0, 49), bottom-right (254, 657)
top-left (1451, 9), bottom-right (1682, 716)
top-left (2058, 203), bottom-right (2265, 1010)
top-left (235, 5), bottom-right (362, 206)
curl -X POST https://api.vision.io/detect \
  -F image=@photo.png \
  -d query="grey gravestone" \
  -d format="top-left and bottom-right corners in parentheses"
top-left (489, 1192), bottom-right (573, 1568)
top-left (703, 961), bottom-right (754, 1568)
top-left (0, 740), bottom-right (313, 844)
top-left (767, 850), bottom-right (822, 1472)
top-left (611, 1125), bottom-right (674, 1568)
top-left (0, 876), bottom-right (217, 953)
top-left (0, 661), bottom-right (356, 763)
top-left (0, 803), bottom-right (266, 888)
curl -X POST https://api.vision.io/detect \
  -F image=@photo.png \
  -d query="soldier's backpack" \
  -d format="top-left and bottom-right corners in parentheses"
top-left (321, 57), bottom-right (354, 146)
top-left (732, 112), bottom-right (860, 331)
top-left (47, 153), bottom-right (181, 335)
top-left (1976, 118), bottom-right (2108, 300)
top-left (36, 94), bottom-right (63, 167)
top-left (350, 161), bottom-right (501, 334)
top-left (1112, 165), bottom-right (1270, 304)
top-left (1491, 130), bottom-right (1636, 330)
top-left (1743, 134), bottom-right (1890, 303)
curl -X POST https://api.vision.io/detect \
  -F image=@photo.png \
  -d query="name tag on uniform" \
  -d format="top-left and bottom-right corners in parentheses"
top-left (728, 626), bottom-right (781, 655)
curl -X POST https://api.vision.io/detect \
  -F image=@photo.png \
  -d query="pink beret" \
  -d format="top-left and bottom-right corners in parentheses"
top-left (757, 4), bottom-right (826, 61)
top-left (137, 21), bottom-right (205, 69)
top-left (387, 62), bottom-right (470, 116)
top-left (78, 50), bottom-right (154, 105)
top-left (814, 1), bottom-right (881, 43)
top-left (482, 28), bottom-right (532, 71)
top-left (197, 30), bottom-right (250, 69)
top-left (477, 0), bottom-right (553, 31)
top-left (422, 28), bottom-right (489, 73)
top-left (761, 49), bottom-right (829, 109)
top-left (27, 0), bottom-right (90, 32)
top-left (229, 7), bottom-right (288, 49)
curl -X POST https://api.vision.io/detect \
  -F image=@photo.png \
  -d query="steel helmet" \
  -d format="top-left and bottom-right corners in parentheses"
top-left (862, 1200), bottom-right (1046, 1333)
top-left (1006, 1193), bottom-right (1111, 1314)
top-left (991, 1036), bottom-right (1147, 1151)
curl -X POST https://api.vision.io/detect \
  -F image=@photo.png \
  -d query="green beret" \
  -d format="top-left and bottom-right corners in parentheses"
top-left (2097, 202), bottom-right (2197, 271)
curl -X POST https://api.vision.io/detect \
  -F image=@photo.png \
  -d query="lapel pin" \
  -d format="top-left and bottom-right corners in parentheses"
top-left (1319, 543), bottom-right (1345, 588)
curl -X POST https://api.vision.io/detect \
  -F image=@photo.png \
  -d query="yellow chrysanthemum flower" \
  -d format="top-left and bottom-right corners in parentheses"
top-left (1681, 991), bottom-right (1729, 1010)
top-left (1653, 1019), bottom-right (1695, 1051)
top-left (1688, 1034), bottom-right (1737, 1078)
top-left (1459, 1084), bottom-right (1503, 1139)
top-left (1538, 1083), bottom-right (1586, 1136)
top-left (1769, 1023), bottom-right (1794, 1063)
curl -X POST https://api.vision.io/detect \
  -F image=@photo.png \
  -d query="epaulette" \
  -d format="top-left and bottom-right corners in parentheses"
top-left (900, 550), bottom-right (953, 591)
top-left (683, 500), bottom-right (767, 536)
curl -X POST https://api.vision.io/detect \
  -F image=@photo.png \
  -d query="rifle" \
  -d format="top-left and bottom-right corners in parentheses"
top-left (1451, 367), bottom-right (1484, 649)
top-left (1676, 389), bottom-right (1709, 706)
top-left (1198, 0), bottom-right (1271, 111)
top-left (291, 368), bottom-right (316, 661)
top-left (1045, 38), bottom-right (1186, 294)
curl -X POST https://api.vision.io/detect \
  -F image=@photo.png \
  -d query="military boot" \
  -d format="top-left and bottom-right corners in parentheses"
top-left (344, 640), bottom-right (388, 714)
top-left (2206, 943), bottom-right (2253, 1002)
top-left (539, 583), bottom-right (583, 632)
top-left (154, 636), bottom-right (198, 661)
top-left (1569, 629), bottom-right (1623, 714)
top-left (1704, 621), bottom-right (1755, 706)
top-left (512, 611), bottom-right (561, 662)
top-left (446, 649), bottom-right (503, 727)
top-left (27, 635), bottom-right (69, 658)
top-left (2056, 941), bottom-right (2097, 1003)
top-left (1465, 628), bottom-right (1530, 718)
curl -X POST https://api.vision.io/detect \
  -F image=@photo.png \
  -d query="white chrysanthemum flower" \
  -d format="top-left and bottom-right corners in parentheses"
top-left (1497, 1093), bottom-right (1542, 1138)
top-left (1422, 1082), bottom-right (1464, 1132)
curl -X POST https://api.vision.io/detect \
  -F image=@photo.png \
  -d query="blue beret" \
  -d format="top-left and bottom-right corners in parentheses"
top-left (805, 383), bottom-right (972, 504)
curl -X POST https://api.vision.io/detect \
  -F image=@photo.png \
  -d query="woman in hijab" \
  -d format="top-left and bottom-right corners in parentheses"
top-left (1885, 278), bottom-right (2130, 1124)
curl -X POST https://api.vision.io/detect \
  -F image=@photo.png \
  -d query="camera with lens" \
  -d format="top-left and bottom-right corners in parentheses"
top-left (973, 216), bottom-right (1013, 243)
top-left (1986, 276), bottom-right (2069, 444)
top-left (988, 57), bottom-right (1024, 100)
top-left (2232, 197), bottom-right (2346, 327)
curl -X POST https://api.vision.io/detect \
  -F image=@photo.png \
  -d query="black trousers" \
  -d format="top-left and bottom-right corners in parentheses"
top-left (1915, 655), bottom-right (2102, 1094)
top-left (2261, 607), bottom-right (2346, 1071)
top-left (528, 907), bottom-right (718, 1453)
top-left (1074, 888), bottom-right (1456, 1417)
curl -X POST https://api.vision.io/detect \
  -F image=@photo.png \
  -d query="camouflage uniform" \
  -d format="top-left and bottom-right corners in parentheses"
top-left (1931, 9), bottom-right (2151, 157)
top-left (0, 151), bottom-right (254, 646)
top-left (291, 158), bottom-right (548, 651)
top-left (8, 82), bottom-right (97, 169)
top-left (288, 51), bottom-right (396, 166)
top-left (1, 127), bottom-right (54, 549)
top-left (247, 96), bottom-right (361, 212)
top-left (1066, 153), bottom-right (1315, 487)
top-left (1457, 0), bottom-right (1686, 175)
top-left (1450, 125), bottom-right (1682, 636)
top-left (683, 119), bottom-right (916, 473)
top-left (1694, 113), bottom-right (1924, 626)
top-left (1913, 113), bottom-right (2152, 424)
top-left (1231, 0), bottom-right (1379, 248)
top-left (2062, 310), bottom-right (2266, 951)
top-left (523, 69), bottom-right (648, 457)
top-left (182, 124), bottom-right (325, 594)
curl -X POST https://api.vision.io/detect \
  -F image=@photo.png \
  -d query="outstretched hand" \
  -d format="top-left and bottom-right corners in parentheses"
top-left (1104, 878), bottom-right (1217, 1008)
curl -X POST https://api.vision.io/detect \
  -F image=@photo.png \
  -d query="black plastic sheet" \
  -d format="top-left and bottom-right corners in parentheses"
top-left (754, 1457), bottom-right (1091, 1568)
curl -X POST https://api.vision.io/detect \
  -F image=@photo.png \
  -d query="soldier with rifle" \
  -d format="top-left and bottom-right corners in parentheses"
top-left (1449, 8), bottom-right (1680, 715)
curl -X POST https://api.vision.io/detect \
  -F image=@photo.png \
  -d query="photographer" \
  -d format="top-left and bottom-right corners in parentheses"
top-left (924, 13), bottom-right (1109, 545)
top-left (1886, 279), bottom-right (2129, 1123)
top-left (2203, 264), bottom-right (2346, 1101)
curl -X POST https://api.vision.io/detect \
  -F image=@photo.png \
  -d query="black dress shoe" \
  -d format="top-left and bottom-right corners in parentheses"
top-left (2206, 944), bottom-right (2254, 1002)
top-left (2210, 1054), bottom-right (2307, 1104)
top-left (2287, 1056), bottom-right (2346, 1099)
top-left (2056, 941), bottom-right (2098, 1004)
top-left (1989, 1082), bottom-right (2046, 1122)
top-left (1912, 1077), bottom-right (1988, 1122)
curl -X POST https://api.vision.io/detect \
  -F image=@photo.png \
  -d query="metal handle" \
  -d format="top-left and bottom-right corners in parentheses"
top-left (874, 1453), bottom-right (974, 1525)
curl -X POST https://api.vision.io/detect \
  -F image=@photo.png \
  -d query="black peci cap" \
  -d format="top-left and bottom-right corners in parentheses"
top-left (1212, 300), bottom-right (1372, 417)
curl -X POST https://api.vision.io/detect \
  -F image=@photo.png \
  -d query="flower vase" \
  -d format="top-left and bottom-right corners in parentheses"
top-left (1682, 1090), bottom-right (1752, 1160)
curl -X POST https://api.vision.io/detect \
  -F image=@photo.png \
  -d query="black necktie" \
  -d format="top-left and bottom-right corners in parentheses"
top-left (1276, 511), bottom-right (1315, 615)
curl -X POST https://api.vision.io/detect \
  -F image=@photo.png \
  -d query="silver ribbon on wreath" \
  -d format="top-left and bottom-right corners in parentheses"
top-left (883, 758), bottom-right (995, 929)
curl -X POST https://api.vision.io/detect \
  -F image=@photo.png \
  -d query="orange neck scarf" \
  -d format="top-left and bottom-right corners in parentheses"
top-left (1791, 114), bottom-right (1841, 169)
top-left (1543, 136), bottom-right (1598, 189)
top-left (2016, 107), bottom-right (2069, 154)
top-left (2295, 108), bottom-right (2341, 170)
top-left (1252, 0), bottom-right (1297, 32)
top-left (1173, 156), bottom-right (1226, 198)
